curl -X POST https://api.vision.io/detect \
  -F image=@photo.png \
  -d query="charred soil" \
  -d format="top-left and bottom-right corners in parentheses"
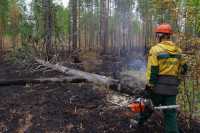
top-left (0, 60), bottom-right (199, 133)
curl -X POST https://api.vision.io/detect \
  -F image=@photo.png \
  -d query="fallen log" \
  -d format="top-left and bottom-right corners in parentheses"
top-left (35, 59), bottom-right (143, 96)
top-left (0, 77), bottom-right (87, 86)
top-left (35, 59), bottom-right (119, 86)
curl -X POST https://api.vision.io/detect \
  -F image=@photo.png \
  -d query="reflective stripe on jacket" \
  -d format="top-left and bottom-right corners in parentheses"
top-left (146, 41), bottom-right (187, 85)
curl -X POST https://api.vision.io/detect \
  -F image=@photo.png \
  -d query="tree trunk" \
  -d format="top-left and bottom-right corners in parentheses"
top-left (78, 0), bottom-right (81, 49)
top-left (0, 31), bottom-right (3, 51)
top-left (100, 0), bottom-right (109, 54)
top-left (43, 0), bottom-right (53, 60)
top-left (0, 77), bottom-right (87, 86)
top-left (35, 59), bottom-right (143, 95)
top-left (72, 0), bottom-right (78, 50)
top-left (35, 59), bottom-right (118, 86)
top-left (84, 23), bottom-right (87, 49)
top-left (0, 21), bottom-right (2, 50)
top-left (68, 3), bottom-right (72, 54)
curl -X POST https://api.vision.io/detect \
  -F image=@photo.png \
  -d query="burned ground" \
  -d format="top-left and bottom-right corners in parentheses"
top-left (0, 60), bottom-right (199, 133)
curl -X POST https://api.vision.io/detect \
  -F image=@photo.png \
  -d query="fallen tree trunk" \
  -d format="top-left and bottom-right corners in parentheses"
top-left (0, 77), bottom-right (87, 86)
top-left (36, 59), bottom-right (119, 86)
top-left (35, 59), bottom-right (143, 96)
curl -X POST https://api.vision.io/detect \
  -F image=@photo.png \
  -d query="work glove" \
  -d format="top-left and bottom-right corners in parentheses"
top-left (143, 84), bottom-right (153, 98)
top-left (145, 84), bottom-right (153, 90)
top-left (143, 98), bottom-right (154, 113)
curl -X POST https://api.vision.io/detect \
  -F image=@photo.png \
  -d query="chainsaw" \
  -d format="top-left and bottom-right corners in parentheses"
top-left (128, 98), bottom-right (180, 113)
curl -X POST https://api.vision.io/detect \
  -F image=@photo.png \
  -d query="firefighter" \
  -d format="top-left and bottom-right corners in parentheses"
top-left (138, 23), bottom-right (188, 133)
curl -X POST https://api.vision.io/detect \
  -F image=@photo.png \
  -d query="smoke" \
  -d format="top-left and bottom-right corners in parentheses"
top-left (119, 57), bottom-right (147, 92)
top-left (127, 58), bottom-right (146, 72)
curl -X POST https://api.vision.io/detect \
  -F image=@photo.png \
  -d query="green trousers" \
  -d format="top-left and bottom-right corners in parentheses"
top-left (139, 93), bottom-right (179, 133)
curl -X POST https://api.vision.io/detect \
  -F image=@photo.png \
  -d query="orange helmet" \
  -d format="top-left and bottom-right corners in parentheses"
top-left (155, 23), bottom-right (173, 34)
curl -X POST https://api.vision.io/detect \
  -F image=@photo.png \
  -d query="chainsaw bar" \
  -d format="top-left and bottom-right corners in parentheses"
top-left (154, 105), bottom-right (180, 110)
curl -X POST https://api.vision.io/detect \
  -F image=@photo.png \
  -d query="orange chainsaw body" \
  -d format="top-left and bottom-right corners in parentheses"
top-left (128, 102), bottom-right (145, 113)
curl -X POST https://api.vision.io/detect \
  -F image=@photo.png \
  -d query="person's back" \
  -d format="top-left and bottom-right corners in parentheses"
top-left (146, 40), bottom-right (186, 95)
top-left (137, 23), bottom-right (187, 133)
